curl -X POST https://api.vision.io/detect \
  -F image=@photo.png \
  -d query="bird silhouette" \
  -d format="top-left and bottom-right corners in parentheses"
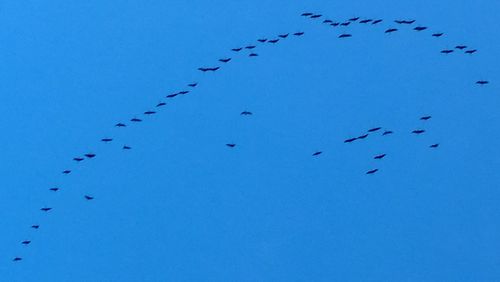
top-left (21, 240), bottom-right (31, 245)
top-left (84, 153), bottom-right (96, 158)
top-left (420, 116), bottom-right (432, 120)
top-left (226, 144), bottom-right (236, 148)
top-left (323, 19), bottom-right (333, 24)
top-left (359, 19), bottom-right (373, 24)
top-left (84, 195), bottom-right (94, 200)
top-left (372, 19), bottom-right (383, 24)
top-left (62, 170), bottom-right (71, 174)
top-left (382, 130), bottom-right (393, 135)
top-left (49, 187), bottom-right (59, 192)
top-left (31, 225), bottom-right (40, 229)
top-left (301, 12), bottom-right (313, 17)
top-left (339, 33), bottom-right (352, 38)
top-left (430, 143), bottom-right (440, 148)
top-left (232, 48), bottom-right (242, 52)
top-left (331, 23), bottom-right (340, 26)
top-left (340, 22), bottom-right (351, 26)
top-left (465, 49), bottom-right (477, 54)
top-left (366, 169), bottom-right (379, 174)
top-left (310, 14), bottom-right (322, 18)
top-left (278, 33), bottom-right (289, 38)
top-left (293, 32), bottom-right (304, 36)
top-left (357, 134), bottom-right (369, 139)
top-left (156, 102), bottom-right (166, 107)
top-left (115, 123), bottom-right (126, 127)
top-left (432, 33), bottom-right (444, 37)
top-left (455, 45), bottom-right (467, 49)
top-left (101, 138), bottom-right (113, 142)
top-left (414, 26), bottom-right (427, 31)
top-left (73, 157), bottom-right (84, 162)
top-left (166, 93), bottom-right (178, 98)
top-left (40, 207), bottom-right (52, 212)
top-left (257, 38), bottom-right (267, 42)
top-left (344, 137), bottom-right (357, 143)
top-left (198, 67), bottom-right (220, 72)
top-left (13, 257), bottom-right (22, 262)
top-left (249, 53), bottom-right (258, 57)
top-left (476, 80), bottom-right (489, 85)
top-left (412, 129), bottom-right (426, 134)
top-left (395, 20), bottom-right (415, 24)
top-left (441, 49), bottom-right (454, 54)
top-left (312, 151), bottom-right (322, 156)
top-left (144, 111), bottom-right (156, 115)
top-left (368, 127), bottom-right (382, 132)
top-left (374, 154), bottom-right (386, 160)
top-left (268, 39), bottom-right (280, 43)
top-left (245, 45), bottom-right (256, 49)
top-left (240, 111), bottom-right (252, 115)
top-left (188, 83), bottom-right (197, 87)
top-left (131, 118), bottom-right (142, 122)
top-left (123, 145), bottom-right (132, 150)
top-left (385, 28), bottom-right (398, 33)
top-left (349, 17), bottom-right (360, 21)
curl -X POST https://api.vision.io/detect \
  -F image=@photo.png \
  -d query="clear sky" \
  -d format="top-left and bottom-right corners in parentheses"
top-left (1, 0), bottom-right (500, 281)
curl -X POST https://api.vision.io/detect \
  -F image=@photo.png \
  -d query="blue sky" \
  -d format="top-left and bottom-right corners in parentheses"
top-left (1, 0), bottom-right (500, 281)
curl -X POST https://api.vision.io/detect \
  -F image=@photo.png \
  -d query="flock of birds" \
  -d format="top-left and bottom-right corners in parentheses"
top-left (10, 11), bottom-right (489, 263)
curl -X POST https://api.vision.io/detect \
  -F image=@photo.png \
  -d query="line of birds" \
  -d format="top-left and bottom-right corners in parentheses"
top-left (10, 11), bottom-right (490, 262)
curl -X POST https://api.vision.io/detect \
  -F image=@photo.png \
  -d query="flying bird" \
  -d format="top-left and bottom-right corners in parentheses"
top-left (278, 33), bottom-right (289, 38)
top-left (226, 144), bottom-right (236, 148)
top-left (293, 32), bottom-right (304, 36)
top-left (240, 111), bottom-right (252, 115)
top-left (339, 33), bottom-right (352, 38)
top-left (359, 19), bottom-right (373, 24)
top-left (84, 153), bottom-right (96, 158)
top-left (232, 48), bottom-right (242, 52)
top-left (455, 45), bottom-right (467, 49)
top-left (115, 123), bottom-right (126, 127)
top-left (73, 157), bottom-right (84, 162)
top-left (84, 195), bottom-right (94, 200)
top-left (441, 49), bottom-right (454, 54)
top-left (268, 39), bottom-right (280, 43)
top-left (188, 83), bottom-right (197, 87)
top-left (249, 53), bottom-right (258, 57)
top-left (257, 38), bottom-right (267, 43)
top-left (310, 14), bottom-right (322, 18)
top-left (465, 49), bottom-right (477, 54)
top-left (331, 23), bottom-right (340, 26)
top-left (430, 143), bottom-right (440, 148)
top-left (40, 207), bottom-right (52, 212)
top-left (101, 138), bottom-right (113, 142)
top-left (414, 26), bottom-right (427, 31)
top-left (144, 111), bottom-right (156, 115)
top-left (312, 151), bottom-right (322, 156)
top-left (368, 127), bottom-right (382, 132)
top-left (123, 145), bottom-right (131, 150)
top-left (374, 154), bottom-right (386, 160)
top-left (178, 91), bottom-right (189, 95)
top-left (382, 130), bottom-right (393, 135)
top-left (349, 17), bottom-right (360, 21)
top-left (49, 187), bottom-right (59, 192)
top-left (357, 134), bottom-right (369, 139)
top-left (323, 19), bottom-right (333, 24)
top-left (301, 12), bottom-right (313, 17)
top-left (344, 137), bottom-right (357, 143)
top-left (476, 80), bottom-right (489, 85)
top-left (31, 225), bottom-right (40, 229)
top-left (156, 102), bottom-right (166, 107)
top-left (13, 257), bottom-right (22, 262)
top-left (372, 19), bottom-right (383, 24)
top-left (412, 129), bottom-right (426, 134)
top-left (420, 116), bottom-right (432, 120)
top-left (166, 93), bottom-right (178, 98)
top-left (131, 118), bottom-right (142, 122)
top-left (432, 33), bottom-right (444, 37)
top-left (366, 169), bottom-right (379, 174)
top-left (245, 45), bottom-right (256, 49)
top-left (62, 170), bottom-right (71, 174)
top-left (395, 20), bottom-right (415, 24)
top-left (340, 22), bottom-right (351, 26)
top-left (21, 240), bottom-right (31, 245)
top-left (198, 67), bottom-right (220, 72)
top-left (385, 28), bottom-right (398, 33)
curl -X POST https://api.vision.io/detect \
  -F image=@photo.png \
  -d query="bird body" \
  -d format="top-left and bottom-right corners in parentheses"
top-left (293, 32), bottom-right (304, 36)
top-left (13, 257), bottom-right (22, 262)
top-left (40, 207), bottom-right (52, 212)
top-left (123, 145), bottom-right (131, 150)
top-left (432, 33), bottom-right (444, 37)
top-left (31, 225), bottom-right (40, 229)
top-left (226, 144), bottom-right (236, 148)
top-left (73, 157), bottom-right (84, 162)
top-left (412, 129), bottom-right (425, 134)
top-left (245, 45), bottom-right (256, 49)
top-left (339, 33), bottom-right (352, 38)
top-left (278, 33), bottom-right (289, 38)
top-left (430, 143), bottom-right (439, 148)
top-left (62, 170), bottom-right (71, 174)
top-left (344, 137), bottom-right (357, 143)
top-left (84, 195), bottom-right (94, 200)
top-left (156, 102), bottom-right (166, 107)
top-left (372, 19), bottom-right (383, 24)
top-left (85, 153), bottom-right (96, 158)
top-left (414, 26), bottom-right (427, 31)
top-left (131, 118), bottom-right (142, 122)
top-left (22, 240), bottom-right (31, 245)
top-left (188, 83), bottom-right (197, 87)
top-left (385, 28), bottom-right (398, 33)
top-left (232, 48), bottom-right (242, 52)
top-left (240, 111), bottom-right (252, 115)
top-left (49, 187), bottom-right (59, 192)
top-left (144, 111), bottom-right (156, 115)
top-left (420, 116), bottom-right (432, 120)
top-left (455, 45), bottom-right (467, 49)
top-left (441, 49), bottom-right (454, 54)
top-left (374, 154), bottom-right (386, 159)
top-left (359, 19), bottom-right (372, 23)
top-left (382, 130), bottom-right (393, 135)
top-left (268, 39), bottom-right (279, 43)
top-left (368, 127), bottom-right (382, 132)
top-left (465, 49), bottom-right (477, 54)
top-left (249, 53), bottom-right (258, 57)
top-left (357, 134), bottom-right (369, 139)
top-left (101, 138), bottom-right (113, 142)
top-left (476, 80), bottom-right (489, 85)
top-left (257, 39), bottom-right (267, 42)
top-left (312, 151), bottom-right (322, 156)
top-left (198, 67), bottom-right (220, 72)
top-left (366, 169), bottom-right (379, 174)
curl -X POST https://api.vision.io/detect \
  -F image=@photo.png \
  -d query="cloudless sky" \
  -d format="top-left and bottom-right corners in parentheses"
top-left (1, 0), bottom-right (500, 281)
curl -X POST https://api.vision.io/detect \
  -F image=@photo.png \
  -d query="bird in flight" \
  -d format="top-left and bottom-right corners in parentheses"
top-left (115, 123), bottom-right (126, 127)
top-left (249, 53), bottom-right (258, 57)
top-left (420, 116), bottom-right (432, 120)
top-left (73, 157), bottom-right (84, 162)
top-left (349, 17), bottom-right (360, 21)
top-left (340, 22), bottom-right (351, 26)
top-left (430, 143), bottom-right (440, 148)
top-left (62, 170), bottom-right (71, 174)
top-left (188, 83), bottom-right (197, 87)
top-left (219, 58), bottom-right (231, 63)
top-left (49, 187), bottom-right (59, 192)
top-left (385, 28), bottom-right (398, 33)
top-left (278, 33), bottom-right (289, 38)
top-left (240, 111), bottom-right (252, 115)
top-left (382, 130), bottom-right (393, 135)
top-left (366, 169), bottom-right (379, 174)
top-left (84, 195), bottom-right (94, 200)
top-left (432, 33), bottom-right (444, 37)
top-left (85, 153), bottom-right (96, 158)
top-left (166, 93), bottom-right (178, 98)
top-left (226, 144), bottom-right (236, 148)
top-left (31, 225), bottom-right (40, 229)
top-left (21, 240), bottom-right (31, 245)
top-left (368, 127), bottom-right (382, 132)
top-left (465, 49), bottom-right (477, 54)
top-left (374, 154), bottom-right (386, 160)
top-left (156, 102), bottom-right (166, 107)
top-left (293, 32), bottom-right (304, 36)
top-left (40, 207), bottom-right (52, 212)
top-left (310, 14), bottom-right (322, 19)
top-left (339, 34), bottom-right (352, 38)
top-left (131, 118), bottom-right (142, 122)
top-left (144, 111), bottom-right (156, 115)
top-left (232, 48), bottom-right (242, 52)
top-left (123, 145), bottom-right (132, 150)
top-left (414, 26), bottom-right (427, 31)
top-left (101, 138), bottom-right (113, 142)
top-left (13, 257), bottom-right (22, 262)
top-left (312, 151), bottom-right (322, 156)
top-left (257, 38), bottom-right (267, 42)
top-left (412, 129), bottom-right (426, 134)
top-left (372, 19), bottom-right (383, 24)
top-left (441, 49), bottom-right (454, 54)
top-left (395, 19), bottom-right (415, 24)
top-left (331, 23), bottom-right (340, 26)
top-left (455, 45), bottom-right (467, 50)
top-left (245, 45), bottom-right (256, 49)
top-left (476, 80), bottom-right (489, 85)
top-left (359, 19), bottom-right (373, 24)
top-left (268, 39), bottom-right (280, 43)
top-left (357, 134), bottom-right (369, 139)
top-left (301, 12), bottom-right (313, 17)
top-left (344, 137), bottom-right (357, 143)
top-left (198, 67), bottom-right (220, 72)
top-left (323, 19), bottom-right (333, 24)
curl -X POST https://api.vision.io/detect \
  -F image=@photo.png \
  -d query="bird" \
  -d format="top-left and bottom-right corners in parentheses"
top-left (339, 33), bottom-right (352, 38)
top-left (166, 93), bottom-right (178, 98)
top-left (257, 38), bottom-right (267, 43)
top-left (293, 32), bottom-right (304, 36)
top-left (245, 45), bottom-right (256, 49)
top-left (432, 33), bottom-right (444, 37)
top-left (344, 137), bottom-right (357, 143)
top-left (455, 45), bottom-right (467, 49)
top-left (414, 26), bottom-right (427, 31)
top-left (21, 240), bottom-right (31, 245)
top-left (178, 91), bottom-right (189, 95)
top-left (441, 49), bottom-right (454, 54)
top-left (476, 80), bottom-right (489, 85)
top-left (40, 207), bottom-right (52, 212)
top-left (301, 12), bottom-right (313, 16)
top-left (357, 134), bottom-right (369, 139)
top-left (368, 127), bottom-right (382, 132)
top-left (312, 151), bottom-right (322, 156)
top-left (13, 257), bottom-right (22, 262)
top-left (226, 144), bottom-right (236, 148)
top-left (49, 187), bottom-right (59, 192)
top-left (323, 19), bottom-right (333, 24)
top-left (115, 123), bottom-right (126, 127)
top-left (278, 33), bottom-right (289, 38)
top-left (123, 145), bottom-right (131, 150)
top-left (84, 195), bottom-right (94, 200)
top-left (131, 118), bottom-right (142, 122)
top-left (340, 22), bottom-right (351, 26)
top-left (359, 19), bottom-right (373, 24)
top-left (385, 28), bottom-right (398, 33)
top-left (331, 23), bottom-right (340, 26)
top-left (268, 39), bottom-right (279, 43)
top-left (430, 143), bottom-right (440, 148)
top-left (420, 116), bottom-right (432, 120)
top-left (349, 17), bottom-right (360, 21)
top-left (374, 154), bottom-right (386, 160)
top-left (144, 111), bottom-right (156, 115)
top-left (412, 129), bottom-right (426, 134)
top-left (198, 67), bottom-right (220, 72)
top-left (156, 102), bottom-right (166, 107)
top-left (231, 48), bottom-right (242, 52)
top-left (31, 225), bottom-right (40, 229)
top-left (372, 19), bottom-right (383, 24)
top-left (310, 14), bottom-right (322, 18)
top-left (249, 53), bottom-right (258, 57)
top-left (395, 19), bottom-right (415, 24)
top-left (101, 138), bottom-right (113, 142)
top-left (188, 83), bottom-right (197, 87)
top-left (382, 130), bottom-right (393, 135)
top-left (465, 49), bottom-right (477, 54)
top-left (84, 153), bottom-right (96, 158)
top-left (366, 169), bottom-right (379, 174)
top-left (240, 111), bottom-right (252, 115)
top-left (62, 170), bottom-right (71, 174)
top-left (73, 157), bottom-right (84, 162)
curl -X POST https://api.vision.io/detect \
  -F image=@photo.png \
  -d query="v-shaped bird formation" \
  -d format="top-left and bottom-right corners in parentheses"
top-left (10, 10), bottom-right (491, 263)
